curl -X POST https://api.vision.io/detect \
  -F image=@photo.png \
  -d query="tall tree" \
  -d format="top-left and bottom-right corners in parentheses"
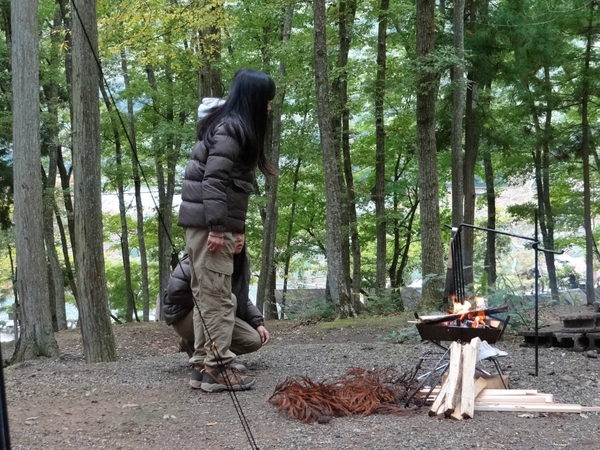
top-left (374, 0), bottom-right (389, 295)
top-left (331, 0), bottom-right (361, 311)
top-left (256, 4), bottom-right (295, 319)
top-left (482, 147), bottom-right (496, 285)
top-left (416, 0), bottom-right (445, 308)
top-left (41, 7), bottom-right (68, 330)
top-left (462, 0), bottom-right (480, 288)
top-left (121, 50), bottom-right (151, 321)
top-left (71, 0), bottom-right (116, 362)
top-left (56, 0), bottom-right (78, 306)
top-left (313, 0), bottom-right (354, 318)
top-left (450, 0), bottom-right (466, 227)
top-left (11, 0), bottom-right (60, 361)
top-left (579, 1), bottom-right (596, 305)
top-left (99, 81), bottom-right (136, 322)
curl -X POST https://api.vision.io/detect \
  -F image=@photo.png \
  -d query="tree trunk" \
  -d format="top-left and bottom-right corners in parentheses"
top-left (56, 149), bottom-right (78, 304)
top-left (99, 81), bottom-right (136, 322)
top-left (146, 61), bottom-right (180, 321)
top-left (12, 0), bottom-right (60, 362)
top-left (389, 155), bottom-right (419, 289)
top-left (581, 7), bottom-right (595, 305)
top-left (281, 157), bottom-right (302, 319)
top-left (530, 67), bottom-right (558, 300)
top-left (451, 0), bottom-right (466, 227)
top-left (8, 245), bottom-right (19, 341)
top-left (337, 0), bottom-right (361, 312)
top-left (313, 0), bottom-right (354, 318)
top-left (416, 0), bottom-right (445, 309)
top-left (329, 4), bottom-right (351, 311)
top-left (483, 149), bottom-right (497, 286)
top-left (256, 4), bottom-right (294, 320)
top-left (41, 11), bottom-right (68, 330)
top-left (198, 22), bottom-right (223, 102)
top-left (374, 0), bottom-right (389, 296)
top-left (121, 50), bottom-right (151, 321)
top-left (388, 153), bottom-right (418, 314)
top-left (462, 0), bottom-right (479, 288)
top-left (71, 0), bottom-right (116, 362)
top-left (42, 161), bottom-right (67, 331)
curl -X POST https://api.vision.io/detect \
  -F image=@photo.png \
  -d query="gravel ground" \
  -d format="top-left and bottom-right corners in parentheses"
top-left (3, 306), bottom-right (600, 450)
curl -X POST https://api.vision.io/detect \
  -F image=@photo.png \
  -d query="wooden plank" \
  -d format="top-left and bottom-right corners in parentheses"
top-left (582, 407), bottom-right (600, 412)
top-left (474, 403), bottom-right (583, 413)
top-left (477, 395), bottom-right (554, 404)
top-left (479, 389), bottom-right (538, 396)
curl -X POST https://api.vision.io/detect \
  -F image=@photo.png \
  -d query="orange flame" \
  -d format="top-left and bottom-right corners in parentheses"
top-left (451, 296), bottom-right (488, 328)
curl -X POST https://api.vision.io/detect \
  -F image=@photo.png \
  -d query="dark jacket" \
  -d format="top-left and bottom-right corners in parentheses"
top-left (163, 251), bottom-right (264, 329)
top-left (177, 123), bottom-right (255, 233)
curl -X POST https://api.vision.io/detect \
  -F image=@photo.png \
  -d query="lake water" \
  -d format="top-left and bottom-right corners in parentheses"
top-left (0, 299), bottom-right (80, 343)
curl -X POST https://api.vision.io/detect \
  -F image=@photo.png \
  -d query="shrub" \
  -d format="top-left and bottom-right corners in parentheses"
top-left (364, 290), bottom-right (405, 315)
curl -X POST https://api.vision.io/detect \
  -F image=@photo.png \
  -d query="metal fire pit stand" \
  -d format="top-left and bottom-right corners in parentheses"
top-left (453, 221), bottom-right (563, 376)
top-left (404, 341), bottom-right (508, 408)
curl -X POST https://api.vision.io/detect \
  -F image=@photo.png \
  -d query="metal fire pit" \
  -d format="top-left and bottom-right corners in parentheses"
top-left (416, 318), bottom-right (508, 344)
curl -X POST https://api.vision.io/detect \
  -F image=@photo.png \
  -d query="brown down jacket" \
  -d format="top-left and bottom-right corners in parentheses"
top-left (177, 122), bottom-right (256, 233)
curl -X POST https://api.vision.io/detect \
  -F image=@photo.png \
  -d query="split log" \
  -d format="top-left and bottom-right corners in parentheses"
top-left (428, 343), bottom-right (461, 417)
top-left (428, 378), bottom-right (449, 416)
top-left (449, 404), bottom-right (463, 420)
top-left (443, 341), bottom-right (463, 415)
top-left (460, 337), bottom-right (482, 419)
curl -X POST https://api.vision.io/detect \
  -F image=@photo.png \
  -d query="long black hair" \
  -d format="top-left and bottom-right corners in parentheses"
top-left (197, 68), bottom-right (276, 175)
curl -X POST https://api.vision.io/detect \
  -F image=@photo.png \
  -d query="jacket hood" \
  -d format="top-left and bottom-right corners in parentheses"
top-left (198, 97), bottom-right (226, 119)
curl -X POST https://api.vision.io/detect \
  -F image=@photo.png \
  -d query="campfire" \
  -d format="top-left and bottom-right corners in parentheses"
top-left (414, 301), bottom-right (510, 344)
top-left (451, 296), bottom-right (488, 328)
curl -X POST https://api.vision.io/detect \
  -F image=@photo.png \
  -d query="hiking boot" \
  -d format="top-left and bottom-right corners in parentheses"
top-left (179, 339), bottom-right (195, 358)
top-left (193, 361), bottom-right (248, 374)
top-left (200, 363), bottom-right (255, 392)
top-left (189, 366), bottom-right (204, 390)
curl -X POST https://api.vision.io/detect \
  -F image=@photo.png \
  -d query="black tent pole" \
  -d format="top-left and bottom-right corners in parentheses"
top-left (534, 210), bottom-right (539, 376)
top-left (0, 343), bottom-right (11, 449)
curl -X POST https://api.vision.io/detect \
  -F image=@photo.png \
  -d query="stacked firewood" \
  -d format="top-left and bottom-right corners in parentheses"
top-left (428, 338), bottom-right (482, 419)
top-left (423, 337), bottom-right (600, 419)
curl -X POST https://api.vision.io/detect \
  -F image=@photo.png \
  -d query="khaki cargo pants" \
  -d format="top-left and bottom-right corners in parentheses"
top-left (185, 227), bottom-right (237, 368)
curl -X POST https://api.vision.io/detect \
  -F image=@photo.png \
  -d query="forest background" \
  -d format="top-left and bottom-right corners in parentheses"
top-left (2, 0), bottom-right (600, 363)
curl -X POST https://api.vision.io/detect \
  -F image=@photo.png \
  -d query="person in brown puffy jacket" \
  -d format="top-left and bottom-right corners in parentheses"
top-left (164, 234), bottom-right (270, 389)
top-left (177, 68), bottom-right (276, 392)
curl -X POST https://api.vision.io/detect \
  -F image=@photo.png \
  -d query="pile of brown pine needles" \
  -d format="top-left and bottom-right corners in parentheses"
top-left (268, 367), bottom-right (419, 423)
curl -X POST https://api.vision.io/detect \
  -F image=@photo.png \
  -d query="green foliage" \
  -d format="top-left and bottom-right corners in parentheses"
top-left (290, 298), bottom-right (337, 324)
top-left (364, 290), bottom-right (405, 315)
top-left (380, 326), bottom-right (421, 344)
top-left (5, 0), bottom-right (600, 328)
top-left (105, 259), bottom-right (159, 321)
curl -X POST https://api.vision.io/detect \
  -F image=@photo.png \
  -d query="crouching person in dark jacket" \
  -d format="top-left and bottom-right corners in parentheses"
top-left (164, 234), bottom-right (270, 389)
